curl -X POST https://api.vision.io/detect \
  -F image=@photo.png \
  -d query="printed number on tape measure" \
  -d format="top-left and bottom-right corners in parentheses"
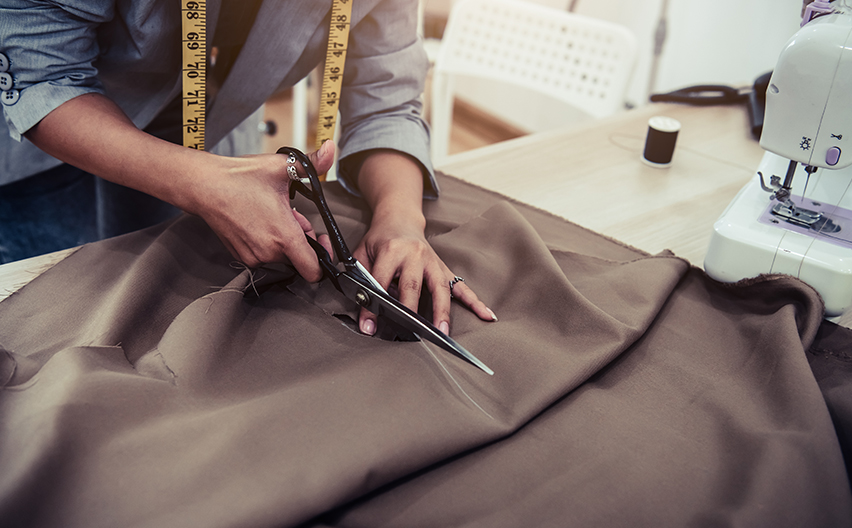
top-left (181, 0), bottom-right (206, 150)
top-left (316, 0), bottom-right (353, 157)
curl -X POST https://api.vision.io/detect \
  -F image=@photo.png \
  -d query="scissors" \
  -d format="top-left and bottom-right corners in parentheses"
top-left (277, 146), bottom-right (494, 376)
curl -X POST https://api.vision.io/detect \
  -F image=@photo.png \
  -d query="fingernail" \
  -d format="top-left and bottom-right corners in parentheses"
top-left (439, 321), bottom-right (449, 335)
top-left (361, 319), bottom-right (376, 336)
top-left (320, 140), bottom-right (333, 156)
top-left (487, 308), bottom-right (498, 322)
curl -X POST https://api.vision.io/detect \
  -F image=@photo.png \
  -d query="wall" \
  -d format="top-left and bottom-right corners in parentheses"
top-left (652, 0), bottom-right (802, 94)
top-left (425, 0), bottom-right (805, 133)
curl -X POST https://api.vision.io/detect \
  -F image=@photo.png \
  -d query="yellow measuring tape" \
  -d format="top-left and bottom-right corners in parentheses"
top-left (316, 0), bottom-right (353, 179)
top-left (180, 0), bottom-right (206, 150)
top-left (180, 0), bottom-right (352, 167)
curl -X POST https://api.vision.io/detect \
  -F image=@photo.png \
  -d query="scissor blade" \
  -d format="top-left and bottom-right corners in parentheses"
top-left (352, 260), bottom-right (387, 295)
top-left (338, 273), bottom-right (494, 376)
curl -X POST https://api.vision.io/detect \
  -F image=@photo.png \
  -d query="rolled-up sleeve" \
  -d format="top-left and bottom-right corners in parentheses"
top-left (337, 0), bottom-right (437, 199)
top-left (0, 0), bottom-right (111, 140)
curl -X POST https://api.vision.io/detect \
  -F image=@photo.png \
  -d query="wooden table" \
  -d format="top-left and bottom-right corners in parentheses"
top-left (5, 102), bottom-right (844, 326)
top-left (0, 248), bottom-right (74, 303)
top-left (438, 102), bottom-right (764, 266)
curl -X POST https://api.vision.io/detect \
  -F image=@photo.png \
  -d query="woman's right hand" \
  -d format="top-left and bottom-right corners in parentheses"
top-left (27, 93), bottom-right (335, 281)
top-left (189, 140), bottom-right (336, 280)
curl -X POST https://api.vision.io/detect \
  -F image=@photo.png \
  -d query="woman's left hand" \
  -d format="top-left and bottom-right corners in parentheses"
top-left (352, 150), bottom-right (496, 336)
top-left (353, 218), bottom-right (497, 337)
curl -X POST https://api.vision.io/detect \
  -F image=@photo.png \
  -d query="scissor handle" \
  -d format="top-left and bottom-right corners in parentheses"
top-left (303, 235), bottom-right (343, 290)
top-left (277, 146), bottom-right (355, 267)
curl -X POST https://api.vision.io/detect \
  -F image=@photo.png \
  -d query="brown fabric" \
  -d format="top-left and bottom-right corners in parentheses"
top-left (0, 173), bottom-right (850, 527)
top-left (808, 320), bottom-right (852, 488)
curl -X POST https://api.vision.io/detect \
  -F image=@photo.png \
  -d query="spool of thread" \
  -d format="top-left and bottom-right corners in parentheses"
top-left (642, 116), bottom-right (681, 168)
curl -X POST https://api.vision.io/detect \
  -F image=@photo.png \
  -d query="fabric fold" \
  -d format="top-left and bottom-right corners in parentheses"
top-left (306, 273), bottom-right (848, 528)
top-left (0, 173), bottom-right (849, 527)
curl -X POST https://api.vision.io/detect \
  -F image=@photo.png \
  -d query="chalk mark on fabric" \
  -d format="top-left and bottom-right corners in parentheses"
top-left (421, 342), bottom-right (494, 421)
top-left (281, 278), bottom-right (493, 418)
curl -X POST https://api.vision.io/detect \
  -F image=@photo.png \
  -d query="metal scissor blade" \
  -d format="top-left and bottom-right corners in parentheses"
top-left (352, 260), bottom-right (387, 295)
top-left (276, 147), bottom-right (491, 375)
top-left (338, 272), bottom-right (494, 376)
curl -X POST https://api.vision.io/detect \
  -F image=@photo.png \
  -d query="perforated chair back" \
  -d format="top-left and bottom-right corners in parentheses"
top-left (430, 0), bottom-right (638, 163)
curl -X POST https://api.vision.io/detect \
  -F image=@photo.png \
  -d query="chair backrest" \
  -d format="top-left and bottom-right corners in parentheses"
top-left (430, 0), bottom-right (638, 163)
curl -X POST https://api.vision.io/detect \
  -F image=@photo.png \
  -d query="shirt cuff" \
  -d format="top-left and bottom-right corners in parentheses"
top-left (3, 82), bottom-right (102, 140)
top-left (337, 120), bottom-right (438, 200)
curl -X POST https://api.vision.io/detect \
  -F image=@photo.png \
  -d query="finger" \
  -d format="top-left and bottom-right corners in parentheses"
top-left (317, 233), bottom-right (333, 260)
top-left (451, 280), bottom-right (498, 322)
top-left (280, 141), bottom-right (335, 181)
top-left (366, 249), bottom-right (401, 297)
top-left (291, 207), bottom-right (334, 260)
top-left (308, 140), bottom-right (336, 175)
top-left (357, 252), bottom-right (399, 337)
top-left (274, 212), bottom-right (325, 282)
top-left (396, 263), bottom-right (425, 317)
top-left (285, 238), bottom-right (324, 282)
top-left (349, 244), bottom-right (378, 334)
top-left (427, 267), bottom-right (453, 336)
top-left (358, 306), bottom-right (378, 336)
top-left (292, 208), bottom-right (317, 239)
top-left (352, 243), bottom-right (371, 271)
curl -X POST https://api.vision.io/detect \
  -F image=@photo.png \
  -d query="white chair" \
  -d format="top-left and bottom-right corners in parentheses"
top-left (291, 77), bottom-right (309, 153)
top-left (430, 0), bottom-right (638, 164)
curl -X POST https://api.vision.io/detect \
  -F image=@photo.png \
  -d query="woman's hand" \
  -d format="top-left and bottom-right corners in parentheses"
top-left (26, 93), bottom-right (334, 281)
top-left (189, 141), bottom-right (336, 280)
top-left (353, 150), bottom-right (497, 336)
top-left (353, 215), bottom-right (497, 336)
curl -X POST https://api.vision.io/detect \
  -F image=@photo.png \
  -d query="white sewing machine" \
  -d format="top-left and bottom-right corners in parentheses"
top-left (705, 2), bottom-right (852, 316)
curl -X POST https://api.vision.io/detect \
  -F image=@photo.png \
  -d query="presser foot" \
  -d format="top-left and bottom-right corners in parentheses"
top-left (770, 201), bottom-right (842, 233)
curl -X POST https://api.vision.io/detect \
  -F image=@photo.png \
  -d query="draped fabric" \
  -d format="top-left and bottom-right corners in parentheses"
top-left (1, 174), bottom-right (850, 527)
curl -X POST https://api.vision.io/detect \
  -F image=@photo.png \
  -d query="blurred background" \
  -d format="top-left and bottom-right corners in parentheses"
top-left (262, 0), bottom-right (804, 158)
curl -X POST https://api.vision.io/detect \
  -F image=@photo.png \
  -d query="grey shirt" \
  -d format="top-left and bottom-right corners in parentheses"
top-left (0, 0), bottom-right (437, 197)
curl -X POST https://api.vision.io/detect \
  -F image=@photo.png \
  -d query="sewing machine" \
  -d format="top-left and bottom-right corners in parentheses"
top-left (705, 4), bottom-right (852, 316)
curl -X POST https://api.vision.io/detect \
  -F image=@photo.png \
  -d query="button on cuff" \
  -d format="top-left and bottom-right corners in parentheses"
top-left (1, 89), bottom-right (20, 106)
top-left (0, 72), bottom-right (12, 91)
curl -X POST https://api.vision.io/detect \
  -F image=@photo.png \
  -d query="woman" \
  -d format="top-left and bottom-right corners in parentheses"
top-left (0, 0), bottom-right (496, 334)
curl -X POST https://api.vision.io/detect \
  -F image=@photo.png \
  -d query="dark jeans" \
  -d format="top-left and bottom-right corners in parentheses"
top-left (0, 93), bottom-right (184, 264)
top-left (0, 164), bottom-right (180, 264)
